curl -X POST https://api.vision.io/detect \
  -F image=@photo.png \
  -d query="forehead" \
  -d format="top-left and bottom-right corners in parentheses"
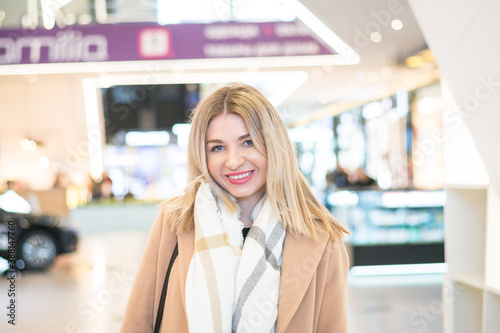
top-left (206, 114), bottom-right (249, 139)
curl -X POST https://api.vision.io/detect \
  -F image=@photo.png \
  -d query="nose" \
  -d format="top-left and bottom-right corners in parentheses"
top-left (225, 148), bottom-right (245, 170)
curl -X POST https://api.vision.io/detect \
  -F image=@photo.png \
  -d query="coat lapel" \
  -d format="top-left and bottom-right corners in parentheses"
top-left (276, 229), bottom-right (329, 332)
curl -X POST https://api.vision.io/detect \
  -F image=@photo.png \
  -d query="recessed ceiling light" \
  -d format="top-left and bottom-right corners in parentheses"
top-left (39, 156), bottom-right (50, 168)
top-left (20, 139), bottom-right (37, 152)
top-left (64, 14), bottom-right (77, 25)
top-left (370, 32), bottom-right (382, 43)
top-left (78, 13), bottom-right (92, 25)
top-left (391, 19), bottom-right (404, 31)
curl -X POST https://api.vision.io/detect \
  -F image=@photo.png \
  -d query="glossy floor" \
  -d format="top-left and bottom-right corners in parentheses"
top-left (0, 231), bottom-right (443, 333)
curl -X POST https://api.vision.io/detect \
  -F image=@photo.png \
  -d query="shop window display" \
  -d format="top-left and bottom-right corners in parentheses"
top-left (325, 83), bottom-right (445, 266)
top-left (95, 84), bottom-right (199, 202)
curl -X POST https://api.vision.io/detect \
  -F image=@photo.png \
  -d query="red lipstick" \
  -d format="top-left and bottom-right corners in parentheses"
top-left (226, 170), bottom-right (254, 184)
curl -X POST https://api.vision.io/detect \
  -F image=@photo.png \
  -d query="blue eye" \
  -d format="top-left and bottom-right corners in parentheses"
top-left (211, 145), bottom-right (224, 152)
top-left (243, 140), bottom-right (253, 146)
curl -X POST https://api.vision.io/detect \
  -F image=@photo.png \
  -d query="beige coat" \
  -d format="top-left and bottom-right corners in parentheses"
top-left (120, 208), bottom-right (349, 333)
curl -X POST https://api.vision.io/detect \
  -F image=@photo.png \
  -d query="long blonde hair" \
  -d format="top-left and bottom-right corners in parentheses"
top-left (163, 83), bottom-right (349, 240)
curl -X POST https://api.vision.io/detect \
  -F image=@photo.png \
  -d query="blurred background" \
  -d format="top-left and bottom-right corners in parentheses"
top-left (0, 0), bottom-right (499, 332)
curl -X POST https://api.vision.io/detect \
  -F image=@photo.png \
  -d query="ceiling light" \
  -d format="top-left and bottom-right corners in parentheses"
top-left (94, 0), bottom-right (108, 23)
top-left (64, 14), bottom-right (77, 25)
top-left (20, 139), bottom-right (37, 152)
top-left (391, 19), bottom-right (403, 31)
top-left (370, 32), bottom-right (382, 43)
top-left (25, 0), bottom-right (39, 29)
top-left (41, 0), bottom-right (56, 29)
top-left (39, 156), bottom-right (50, 168)
top-left (78, 14), bottom-right (92, 25)
top-left (280, 0), bottom-right (360, 64)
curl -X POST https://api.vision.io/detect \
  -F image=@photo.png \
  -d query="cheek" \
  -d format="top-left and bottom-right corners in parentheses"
top-left (255, 154), bottom-right (268, 176)
top-left (206, 155), bottom-right (219, 178)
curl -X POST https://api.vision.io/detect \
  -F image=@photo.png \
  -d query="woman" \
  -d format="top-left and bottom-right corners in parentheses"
top-left (120, 84), bottom-right (350, 333)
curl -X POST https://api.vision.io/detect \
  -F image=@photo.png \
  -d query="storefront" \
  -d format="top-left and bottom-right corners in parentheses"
top-left (292, 82), bottom-right (446, 268)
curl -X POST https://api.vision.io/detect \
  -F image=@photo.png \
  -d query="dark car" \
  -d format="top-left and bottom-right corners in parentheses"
top-left (0, 208), bottom-right (78, 270)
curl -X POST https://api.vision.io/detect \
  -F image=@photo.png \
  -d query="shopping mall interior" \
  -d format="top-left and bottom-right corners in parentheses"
top-left (0, 0), bottom-right (499, 332)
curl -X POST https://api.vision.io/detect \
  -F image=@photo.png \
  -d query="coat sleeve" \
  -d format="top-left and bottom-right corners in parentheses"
top-left (317, 239), bottom-right (349, 333)
top-left (120, 208), bottom-right (176, 332)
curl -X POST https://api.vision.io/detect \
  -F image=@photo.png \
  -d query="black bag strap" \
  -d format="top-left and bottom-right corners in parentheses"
top-left (154, 242), bottom-right (178, 333)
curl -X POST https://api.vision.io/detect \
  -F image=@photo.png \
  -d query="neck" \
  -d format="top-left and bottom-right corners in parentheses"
top-left (238, 199), bottom-right (257, 227)
top-left (237, 189), bottom-right (265, 228)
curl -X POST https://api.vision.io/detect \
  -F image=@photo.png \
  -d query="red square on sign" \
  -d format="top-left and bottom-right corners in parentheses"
top-left (138, 28), bottom-right (172, 58)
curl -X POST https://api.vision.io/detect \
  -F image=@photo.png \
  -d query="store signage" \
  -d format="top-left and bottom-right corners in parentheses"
top-left (0, 21), bottom-right (335, 65)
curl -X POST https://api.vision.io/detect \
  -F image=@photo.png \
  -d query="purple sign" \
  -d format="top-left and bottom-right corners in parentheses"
top-left (0, 21), bottom-right (336, 65)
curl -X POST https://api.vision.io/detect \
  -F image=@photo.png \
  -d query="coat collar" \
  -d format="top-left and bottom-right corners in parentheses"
top-left (276, 228), bottom-right (330, 332)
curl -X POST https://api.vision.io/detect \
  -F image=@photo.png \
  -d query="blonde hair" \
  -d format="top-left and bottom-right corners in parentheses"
top-left (163, 83), bottom-right (349, 240)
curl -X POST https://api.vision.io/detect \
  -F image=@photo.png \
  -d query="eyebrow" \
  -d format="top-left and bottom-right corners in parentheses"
top-left (206, 134), bottom-right (250, 145)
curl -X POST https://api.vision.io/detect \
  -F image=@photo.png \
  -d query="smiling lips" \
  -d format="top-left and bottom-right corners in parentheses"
top-left (226, 170), bottom-right (254, 184)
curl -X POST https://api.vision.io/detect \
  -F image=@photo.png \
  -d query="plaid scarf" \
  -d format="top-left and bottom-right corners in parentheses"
top-left (185, 182), bottom-right (285, 333)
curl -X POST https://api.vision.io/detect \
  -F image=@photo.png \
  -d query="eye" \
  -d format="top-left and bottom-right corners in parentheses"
top-left (210, 145), bottom-right (224, 152)
top-left (243, 140), bottom-right (253, 147)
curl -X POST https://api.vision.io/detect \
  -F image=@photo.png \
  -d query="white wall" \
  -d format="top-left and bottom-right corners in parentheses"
top-left (0, 74), bottom-right (92, 190)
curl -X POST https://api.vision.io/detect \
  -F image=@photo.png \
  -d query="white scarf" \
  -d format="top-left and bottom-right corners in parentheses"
top-left (185, 182), bottom-right (286, 333)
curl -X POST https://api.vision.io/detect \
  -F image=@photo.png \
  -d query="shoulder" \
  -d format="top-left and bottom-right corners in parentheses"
top-left (311, 220), bottom-right (349, 271)
top-left (321, 236), bottom-right (349, 283)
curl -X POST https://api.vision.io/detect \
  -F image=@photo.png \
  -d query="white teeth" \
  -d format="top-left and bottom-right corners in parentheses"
top-left (228, 171), bottom-right (252, 179)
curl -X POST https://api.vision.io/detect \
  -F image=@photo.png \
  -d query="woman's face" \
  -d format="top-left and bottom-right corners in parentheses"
top-left (205, 113), bottom-right (267, 206)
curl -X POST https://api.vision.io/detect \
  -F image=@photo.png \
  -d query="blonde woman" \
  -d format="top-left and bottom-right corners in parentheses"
top-left (120, 84), bottom-right (350, 333)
